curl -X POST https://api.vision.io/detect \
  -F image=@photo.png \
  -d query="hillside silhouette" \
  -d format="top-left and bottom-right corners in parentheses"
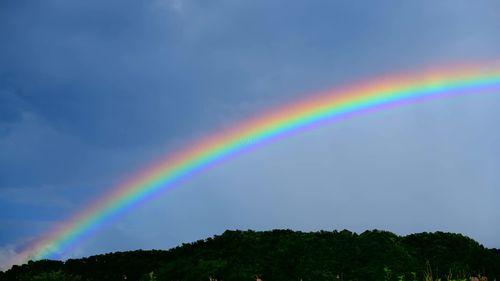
top-left (1, 230), bottom-right (499, 281)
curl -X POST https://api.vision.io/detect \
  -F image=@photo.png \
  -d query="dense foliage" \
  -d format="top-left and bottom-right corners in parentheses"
top-left (1, 230), bottom-right (499, 281)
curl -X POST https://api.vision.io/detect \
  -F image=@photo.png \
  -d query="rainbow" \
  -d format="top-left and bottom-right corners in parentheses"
top-left (7, 62), bottom-right (500, 267)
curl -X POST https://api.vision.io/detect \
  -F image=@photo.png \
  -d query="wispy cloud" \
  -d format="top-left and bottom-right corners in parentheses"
top-left (0, 243), bottom-right (19, 271)
top-left (153, 0), bottom-right (186, 13)
top-left (0, 186), bottom-right (75, 210)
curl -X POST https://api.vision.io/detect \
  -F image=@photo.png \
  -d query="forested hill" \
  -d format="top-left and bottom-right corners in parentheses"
top-left (1, 230), bottom-right (499, 281)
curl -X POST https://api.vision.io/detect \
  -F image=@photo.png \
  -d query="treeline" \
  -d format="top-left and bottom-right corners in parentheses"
top-left (1, 230), bottom-right (499, 281)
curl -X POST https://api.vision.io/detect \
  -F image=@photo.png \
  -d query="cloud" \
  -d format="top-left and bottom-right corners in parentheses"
top-left (0, 187), bottom-right (75, 210)
top-left (1, 0), bottom-right (500, 265)
top-left (0, 243), bottom-right (18, 271)
top-left (0, 220), bottom-right (60, 271)
top-left (0, 90), bottom-right (23, 124)
top-left (152, 0), bottom-right (186, 13)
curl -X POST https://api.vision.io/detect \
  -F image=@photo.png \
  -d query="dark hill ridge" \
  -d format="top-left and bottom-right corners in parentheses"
top-left (1, 230), bottom-right (499, 281)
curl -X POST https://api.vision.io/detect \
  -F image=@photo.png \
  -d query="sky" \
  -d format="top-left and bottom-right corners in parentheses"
top-left (1, 0), bottom-right (500, 270)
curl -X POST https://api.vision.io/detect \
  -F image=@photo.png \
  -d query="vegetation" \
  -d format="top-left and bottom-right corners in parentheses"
top-left (1, 230), bottom-right (499, 281)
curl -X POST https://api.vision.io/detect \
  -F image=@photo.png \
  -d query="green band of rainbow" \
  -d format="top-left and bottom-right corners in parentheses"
top-left (9, 63), bottom-right (500, 267)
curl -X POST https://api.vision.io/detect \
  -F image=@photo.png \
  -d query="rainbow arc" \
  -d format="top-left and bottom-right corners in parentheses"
top-left (9, 63), bottom-right (500, 267)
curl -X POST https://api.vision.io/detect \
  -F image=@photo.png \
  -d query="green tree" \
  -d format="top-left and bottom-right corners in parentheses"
top-left (20, 270), bottom-right (83, 281)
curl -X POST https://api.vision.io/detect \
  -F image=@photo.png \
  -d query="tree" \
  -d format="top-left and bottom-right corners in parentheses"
top-left (20, 270), bottom-right (83, 281)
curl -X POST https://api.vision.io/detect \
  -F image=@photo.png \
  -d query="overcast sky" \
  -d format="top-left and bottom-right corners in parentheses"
top-left (1, 0), bottom-right (500, 269)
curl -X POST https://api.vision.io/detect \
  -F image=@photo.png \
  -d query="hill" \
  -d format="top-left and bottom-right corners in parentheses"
top-left (1, 230), bottom-right (499, 281)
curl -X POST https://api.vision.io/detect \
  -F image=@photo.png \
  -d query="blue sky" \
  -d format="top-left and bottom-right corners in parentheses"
top-left (1, 0), bottom-right (500, 269)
